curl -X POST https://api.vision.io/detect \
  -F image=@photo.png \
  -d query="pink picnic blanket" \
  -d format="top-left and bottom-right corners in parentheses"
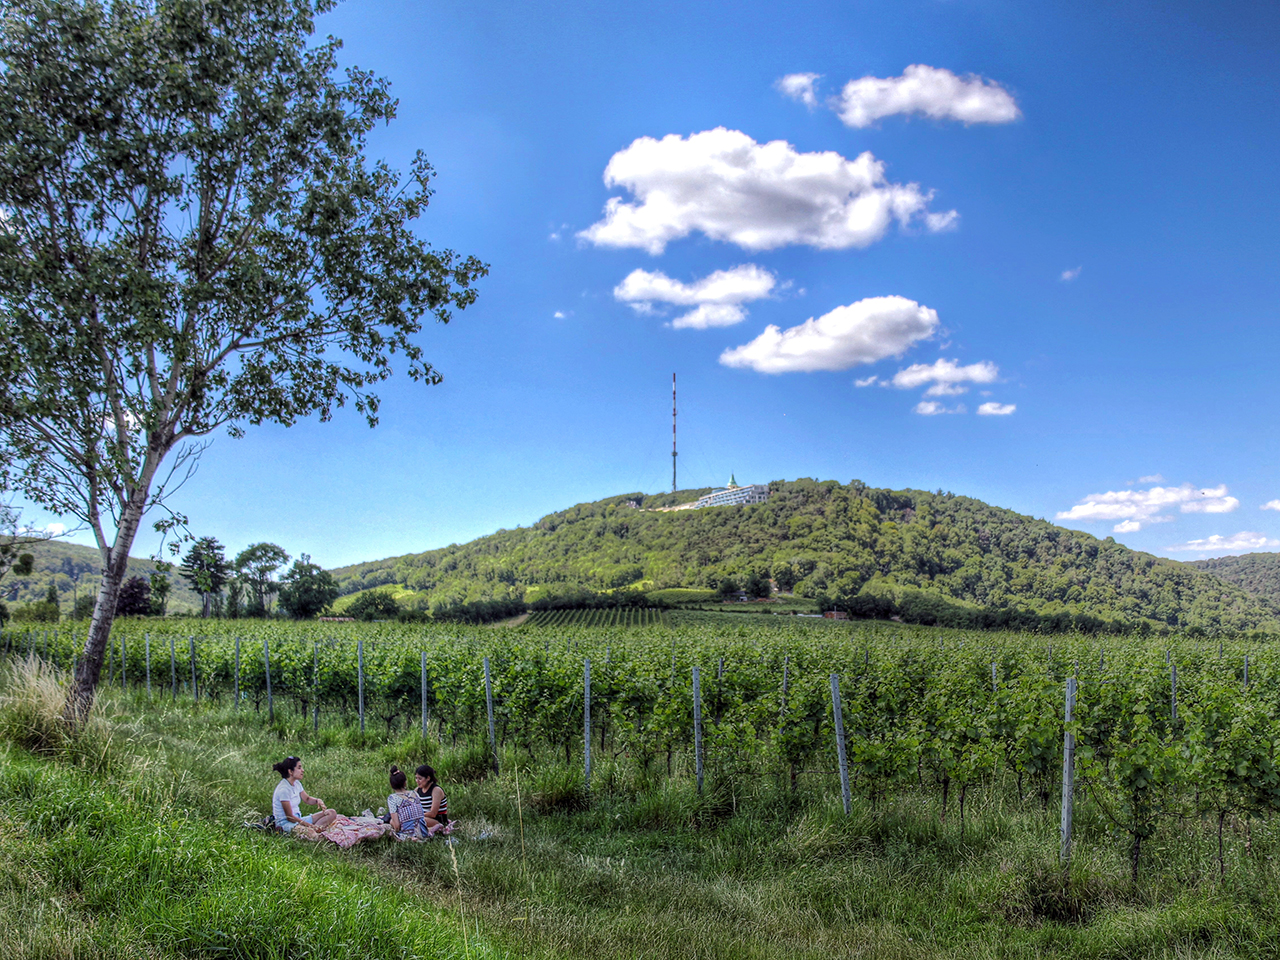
top-left (291, 815), bottom-right (393, 848)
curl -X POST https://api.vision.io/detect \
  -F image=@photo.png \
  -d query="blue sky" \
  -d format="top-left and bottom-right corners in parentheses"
top-left (47, 0), bottom-right (1280, 568)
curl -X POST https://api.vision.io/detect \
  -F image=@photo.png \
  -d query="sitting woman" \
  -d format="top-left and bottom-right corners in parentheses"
top-left (388, 766), bottom-right (428, 838)
top-left (413, 764), bottom-right (450, 833)
top-left (271, 757), bottom-right (337, 834)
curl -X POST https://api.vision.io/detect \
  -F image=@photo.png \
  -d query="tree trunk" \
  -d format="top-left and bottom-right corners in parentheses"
top-left (63, 496), bottom-right (147, 727)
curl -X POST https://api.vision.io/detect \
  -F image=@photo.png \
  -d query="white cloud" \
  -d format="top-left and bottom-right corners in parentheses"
top-left (719, 295), bottom-right (938, 374)
top-left (553, 311), bottom-right (566, 319)
top-left (854, 375), bottom-right (879, 387)
top-left (579, 128), bottom-right (955, 255)
top-left (44, 522), bottom-right (65, 536)
top-left (776, 73), bottom-right (821, 108)
top-left (1165, 532), bottom-right (1280, 555)
top-left (925, 210), bottom-right (960, 232)
top-left (1057, 482), bottom-right (1241, 532)
top-left (1262, 500), bottom-right (1280, 511)
top-left (915, 400), bottom-right (965, 416)
top-left (1139, 474), bottom-right (1165, 484)
top-left (831, 64), bottom-right (1021, 128)
top-left (613, 264), bottom-right (777, 329)
top-left (1180, 485), bottom-right (1240, 514)
top-left (1060, 266), bottom-right (1082, 282)
top-left (1114, 520), bottom-right (1141, 533)
top-left (671, 304), bottom-right (748, 329)
top-left (977, 402), bottom-right (1016, 416)
top-left (891, 358), bottom-right (999, 396)
top-left (615, 265), bottom-right (775, 306)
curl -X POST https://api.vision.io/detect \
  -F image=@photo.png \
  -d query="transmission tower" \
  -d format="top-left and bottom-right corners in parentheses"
top-left (671, 373), bottom-right (677, 494)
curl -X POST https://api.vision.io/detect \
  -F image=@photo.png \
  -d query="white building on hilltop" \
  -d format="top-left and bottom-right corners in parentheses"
top-left (693, 475), bottom-right (769, 509)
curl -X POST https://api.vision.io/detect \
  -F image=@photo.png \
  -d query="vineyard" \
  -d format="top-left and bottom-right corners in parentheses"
top-left (8, 614), bottom-right (1280, 880)
top-left (524, 607), bottom-right (668, 628)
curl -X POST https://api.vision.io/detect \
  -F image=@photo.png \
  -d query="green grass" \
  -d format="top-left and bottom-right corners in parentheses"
top-left (6, 663), bottom-right (1280, 959)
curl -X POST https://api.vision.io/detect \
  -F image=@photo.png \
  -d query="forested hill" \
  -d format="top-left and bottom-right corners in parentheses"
top-left (331, 479), bottom-right (1278, 632)
top-left (2, 540), bottom-right (202, 614)
top-left (1189, 554), bottom-right (1280, 608)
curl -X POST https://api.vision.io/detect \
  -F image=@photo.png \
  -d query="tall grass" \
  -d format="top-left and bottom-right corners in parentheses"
top-left (0, 656), bottom-right (119, 773)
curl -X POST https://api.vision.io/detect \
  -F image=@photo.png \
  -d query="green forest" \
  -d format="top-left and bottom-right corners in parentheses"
top-left (1190, 553), bottom-right (1280, 607)
top-left (331, 478), bottom-right (1279, 633)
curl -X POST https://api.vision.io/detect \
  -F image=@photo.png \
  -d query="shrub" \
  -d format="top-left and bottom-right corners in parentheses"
top-left (430, 597), bottom-right (525, 624)
top-left (11, 600), bottom-right (60, 623)
top-left (115, 576), bottom-right (152, 616)
top-left (347, 591), bottom-right (400, 622)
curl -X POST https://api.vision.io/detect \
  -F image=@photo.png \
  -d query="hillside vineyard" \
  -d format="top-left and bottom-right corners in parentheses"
top-left (11, 615), bottom-right (1280, 880)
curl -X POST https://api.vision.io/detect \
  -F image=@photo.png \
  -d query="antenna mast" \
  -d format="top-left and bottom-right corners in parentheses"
top-left (671, 373), bottom-right (677, 494)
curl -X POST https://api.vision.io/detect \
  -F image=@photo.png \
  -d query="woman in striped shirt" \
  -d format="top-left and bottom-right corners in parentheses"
top-left (414, 764), bottom-right (449, 832)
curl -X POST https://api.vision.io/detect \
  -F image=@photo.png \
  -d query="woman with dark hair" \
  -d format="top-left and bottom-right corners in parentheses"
top-left (271, 757), bottom-right (337, 833)
top-left (387, 766), bottom-right (427, 837)
top-left (414, 764), bottom-right (450, 833)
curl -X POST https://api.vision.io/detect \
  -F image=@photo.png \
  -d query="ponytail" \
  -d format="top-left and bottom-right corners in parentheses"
top-left (272, 757), bottom-right (300, 779)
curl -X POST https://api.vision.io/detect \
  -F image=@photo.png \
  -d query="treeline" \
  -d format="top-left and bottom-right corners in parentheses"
top-left (1190, 553), bottom-right (1280, 608)
top-left (331, 479), bottom-right (1280, 633)
top-left (837, 580), bottom-right (1216, 637)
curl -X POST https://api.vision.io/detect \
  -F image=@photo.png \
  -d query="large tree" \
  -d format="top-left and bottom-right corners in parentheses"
top-left (179, 536), bottom-right (229, 617)
top-left (277, 552), bottom-right (338, 619)
top-left (234, 541), bottom-right (288, 616)
top-left (0, 0), bottom-right (486, 723)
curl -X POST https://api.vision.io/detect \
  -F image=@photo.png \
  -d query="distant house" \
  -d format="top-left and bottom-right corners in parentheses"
top-left (823, 610), bottom-right (849, 620)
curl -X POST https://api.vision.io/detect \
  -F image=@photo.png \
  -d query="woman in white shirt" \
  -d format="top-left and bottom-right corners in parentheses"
top-left (271, 756), bottom-right (337, 833)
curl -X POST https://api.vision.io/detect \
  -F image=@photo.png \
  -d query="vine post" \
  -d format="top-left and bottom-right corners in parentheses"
top-left (421, 650), bottom-right (429, 740)
top-left (357, 638), bottom-right (365, 734)
top-left (584, 657), bottom-right (592, 793)
top-left (692, 665), bottom-right (703, 794)
top-left (189, 636), bottom-right (198, 704)
top-left (234, 637), bottom-right (240, 710)
top-left (1060, 677), bottom-right (1077, 869)
top-left (484, 656), bottom-right (498, 776)
top-left (830, 674), bottom-right (851, 816)
top-left (780, 655), bottom-right (790, 721)
top-left (264, 636), bottom-right (274, 723)
top-left (169, 634), bottom-right (176, 701)
top-left (144, 633), bottom-right (151, 697)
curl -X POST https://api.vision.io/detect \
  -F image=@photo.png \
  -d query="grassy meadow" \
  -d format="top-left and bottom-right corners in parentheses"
top-left (3, 617), bottom-right (1280, 959)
